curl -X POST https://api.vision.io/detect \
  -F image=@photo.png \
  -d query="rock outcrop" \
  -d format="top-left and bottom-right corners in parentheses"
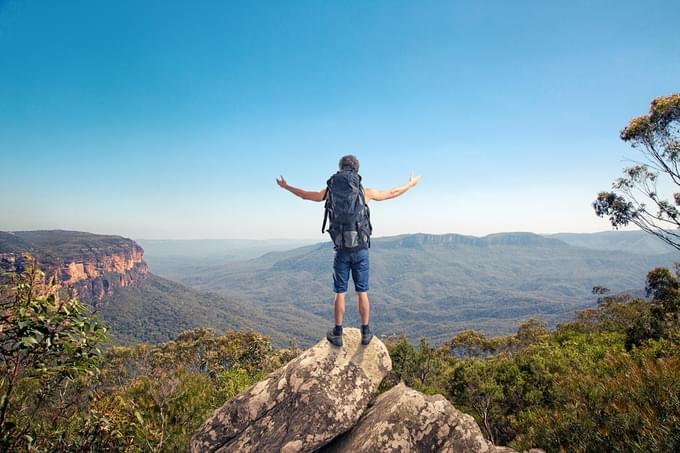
top-left (190, 330), bottom-right (519, 453)
top-left (322, 383), bottom-right (510, 452)
top-left (0, 230), bottom-right (148, 302)
top-left (190, 328), bottom-right (392, 453)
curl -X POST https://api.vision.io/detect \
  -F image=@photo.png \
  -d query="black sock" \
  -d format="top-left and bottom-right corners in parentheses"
top-left (334, 325), bottom-right (343, 335)
top-left (361, 324), bottom-right (370, 333)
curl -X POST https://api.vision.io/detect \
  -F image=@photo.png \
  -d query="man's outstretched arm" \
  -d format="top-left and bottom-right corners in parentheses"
top-left (276, 175), bottom-right (326, 202)
top-left (365, 175), bottom-right (421, 202)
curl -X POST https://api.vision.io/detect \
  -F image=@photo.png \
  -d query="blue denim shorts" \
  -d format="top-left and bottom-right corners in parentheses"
top-left (333, 247), bottom-right (369, 293)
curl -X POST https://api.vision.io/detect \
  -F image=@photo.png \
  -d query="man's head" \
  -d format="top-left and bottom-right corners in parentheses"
top-left (339, 155), bottom-right (359, 172)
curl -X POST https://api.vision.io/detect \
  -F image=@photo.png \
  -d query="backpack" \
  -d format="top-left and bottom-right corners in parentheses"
top-left (322, 169), bottom-right (372, 250)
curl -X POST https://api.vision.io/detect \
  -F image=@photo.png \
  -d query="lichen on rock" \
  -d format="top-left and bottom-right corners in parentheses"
top-left (189, 328), bottom-right (392, 453)
top-left (321, 383), bottom-right (516, 452)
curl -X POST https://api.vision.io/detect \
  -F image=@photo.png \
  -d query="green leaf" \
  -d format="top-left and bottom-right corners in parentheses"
top-left (20, 336), bottom-right (39, 347)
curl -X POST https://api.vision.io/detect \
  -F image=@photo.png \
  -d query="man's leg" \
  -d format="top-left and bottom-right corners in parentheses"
top-left (356, 292), bottom-right (369, 325)
top-left (334, 292), bottom-right (346, 325)
top-left (352, 248), bottom-right (372, 344)
top-left (328, 250), bottom-right (350, 346)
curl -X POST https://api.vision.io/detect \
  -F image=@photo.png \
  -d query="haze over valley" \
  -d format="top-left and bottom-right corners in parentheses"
top-left (139, 230), bottom-right (678, 345)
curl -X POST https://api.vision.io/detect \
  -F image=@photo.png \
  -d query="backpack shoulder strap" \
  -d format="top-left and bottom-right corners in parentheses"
top-left (321, 176), bottom-right (334, 233)
top-left (322, 203), bottom-right (329, 233)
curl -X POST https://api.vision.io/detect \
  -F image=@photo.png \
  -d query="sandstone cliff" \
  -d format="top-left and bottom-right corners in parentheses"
top-left (190, 329), bottom-right (519, 452)
top-left (0, 230), bottom-right (148, 302)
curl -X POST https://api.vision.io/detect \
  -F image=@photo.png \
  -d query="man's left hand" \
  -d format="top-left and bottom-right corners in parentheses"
top-left (408, 175), bottom-right (422, 187)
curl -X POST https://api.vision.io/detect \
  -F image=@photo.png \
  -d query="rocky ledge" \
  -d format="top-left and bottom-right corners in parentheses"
top-left (190, 329), bottom-right (521, 452)
top-left (0, 230), bottom-right (148, 302)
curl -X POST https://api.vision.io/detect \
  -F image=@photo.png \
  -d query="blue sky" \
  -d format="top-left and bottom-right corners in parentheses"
top-left (1, 0), bottom-right (679, 239)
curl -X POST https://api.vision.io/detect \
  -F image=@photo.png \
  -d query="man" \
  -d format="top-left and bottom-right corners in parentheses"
top-left (276, 155), bottom-right (420, 346)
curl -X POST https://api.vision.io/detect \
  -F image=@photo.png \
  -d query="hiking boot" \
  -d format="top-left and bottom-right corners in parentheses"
top-left (361, 327), bottom-right (373, 345)
top-left (326, 328), bottom-right (343, 347)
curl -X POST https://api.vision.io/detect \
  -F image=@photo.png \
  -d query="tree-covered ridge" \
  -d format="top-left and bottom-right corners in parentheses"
top-left (99, 273), bottom-right (297, 347)
top-left (4, 229), bottom-right (678, 348)
top-left (171, 231), bottom-right (678, 344)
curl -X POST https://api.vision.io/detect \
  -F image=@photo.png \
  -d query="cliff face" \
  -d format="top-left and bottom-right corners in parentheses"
top-left (0, 230), bottom-right (148, 302)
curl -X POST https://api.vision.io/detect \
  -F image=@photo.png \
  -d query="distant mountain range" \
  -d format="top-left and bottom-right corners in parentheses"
top-left (156, 231), bottom-right (679, 345)
top-left (2, 229), bottom-right (678, 347)
top-left (546, 230), bottom-right (677, 255)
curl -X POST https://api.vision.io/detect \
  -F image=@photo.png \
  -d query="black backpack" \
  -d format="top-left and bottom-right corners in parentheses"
top-left (322, 169), bottom-right (372, 250)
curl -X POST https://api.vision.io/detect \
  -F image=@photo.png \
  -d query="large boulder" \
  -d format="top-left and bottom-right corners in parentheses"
top-left (321, 383), bottom-right (517, 453)
top-left (189, 328), bottom-right (392, 453)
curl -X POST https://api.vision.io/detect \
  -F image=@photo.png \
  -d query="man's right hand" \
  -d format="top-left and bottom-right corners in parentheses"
top-left (276, 175), bottom-right (288, 189)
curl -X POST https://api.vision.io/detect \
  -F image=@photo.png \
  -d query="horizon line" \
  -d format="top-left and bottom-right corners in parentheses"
top-left (3, 227), bottom-right (646, 242)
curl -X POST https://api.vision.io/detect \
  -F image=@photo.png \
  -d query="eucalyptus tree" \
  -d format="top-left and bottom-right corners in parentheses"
top-left (594, 93), bottom-right (680, 250)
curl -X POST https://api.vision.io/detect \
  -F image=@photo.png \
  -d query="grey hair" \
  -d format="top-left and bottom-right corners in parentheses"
top-left (338, 155), bottom-right (360, 172)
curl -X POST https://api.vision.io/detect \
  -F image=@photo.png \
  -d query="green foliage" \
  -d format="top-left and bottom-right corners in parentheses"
top-left (83, 329), bottom-right (283, 452)
top-left (388, 269), bottom-right (680, 451)
top-left (0, 262), bottom-right (300, 452)
top-left (626, 266), bottom-right (680, 350)
top-left (383, 336), bottom-right (454, 395)
top-left (90, 368), bottom-right (222, 452)
top-left (563, 293), bottom-right (647, 335)
top-left (217, 368), bottom-right (268, 400)
top-left (594, 92), bottom-right (680, 251)
top-left (513, 348), bottom-right (680, 452)
top-left (0, 258), bottom-right (108, 452)
top-left (646, 266), bottom-right (680, 312)
top-left (447, 330), bottom-right (497, 358)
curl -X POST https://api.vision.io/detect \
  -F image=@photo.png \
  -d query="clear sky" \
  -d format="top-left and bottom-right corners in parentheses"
top-left (1, 0), bottom-right (679, 239)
